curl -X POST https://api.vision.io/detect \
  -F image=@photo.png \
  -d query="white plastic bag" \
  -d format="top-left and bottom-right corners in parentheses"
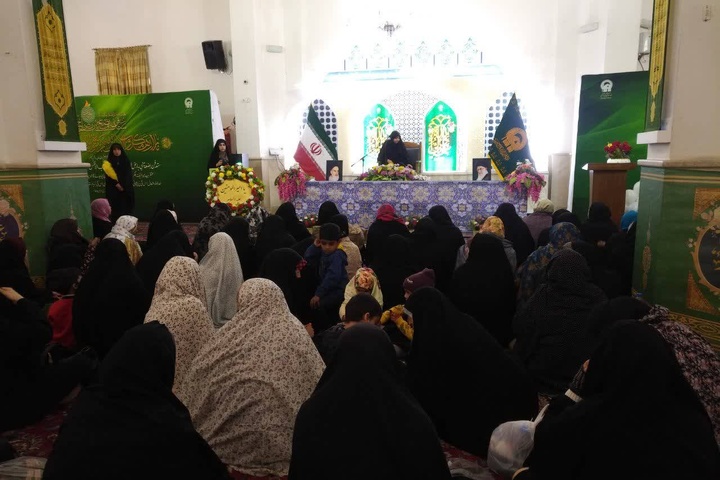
top-left (487, 406), bottom-right (547, 478)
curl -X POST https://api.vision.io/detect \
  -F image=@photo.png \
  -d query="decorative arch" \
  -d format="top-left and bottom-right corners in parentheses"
top-left (362, 104), bottom-right (395, 168)
top-left (484, 92), bottom-right (529, 155)
top-left (424, 101), bottom-right (457, 172)
top-left (299, 99), bottom-right (338, 149)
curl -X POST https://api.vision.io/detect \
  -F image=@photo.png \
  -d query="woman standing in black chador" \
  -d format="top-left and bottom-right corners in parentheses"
top-left (103, 143), bottom-right (134, 222)
top-left (207, 139), bottom-right (231, 169)
top-left (377, 130), bottom-right (411, 166)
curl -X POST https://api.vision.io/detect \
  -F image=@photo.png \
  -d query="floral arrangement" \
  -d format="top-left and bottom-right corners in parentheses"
top-left (604, 141), bottom-right (632, 160)
top-left (302, 214), bottom-right (318, 228)
top-left (504, 161), bottom-right (546, 202)
top-left (469, 215), bottom-right (488, 232)
top-left (205, 164), bottom-right (265, 217)
top-left (356, 164), bottom-right (424, 181)
top-left (403, 215), bottom-right (422, 230)
top-left (274, 163), bottom-right (308, 202)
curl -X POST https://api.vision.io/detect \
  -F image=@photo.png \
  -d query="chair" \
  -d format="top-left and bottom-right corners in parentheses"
top-left (404, 141), bottom-right (422, 172)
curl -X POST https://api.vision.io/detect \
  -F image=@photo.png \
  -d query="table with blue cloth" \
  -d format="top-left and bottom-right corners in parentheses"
top-left (292, 181), bottom-right (527, 233)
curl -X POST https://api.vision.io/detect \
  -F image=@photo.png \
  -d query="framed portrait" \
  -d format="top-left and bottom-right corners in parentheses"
top-left (472, 158), bottom-right (492, 181)
top-left (326, 160), bottom-right (343, 182)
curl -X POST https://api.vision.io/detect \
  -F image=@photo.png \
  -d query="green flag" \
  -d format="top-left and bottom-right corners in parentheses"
top-left (488, 93), bottom-right (533, 180)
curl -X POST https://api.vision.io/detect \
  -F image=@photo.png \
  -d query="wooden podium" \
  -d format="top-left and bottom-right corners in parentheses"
top-left (585, 163), bottom-right (636, 225)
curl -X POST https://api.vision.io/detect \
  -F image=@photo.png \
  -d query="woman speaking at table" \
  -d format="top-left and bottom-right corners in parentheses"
top-left (377, 130), bottom-right (411, 166)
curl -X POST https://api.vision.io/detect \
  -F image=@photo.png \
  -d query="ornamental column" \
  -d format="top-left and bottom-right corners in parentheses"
top-left (634, 0), bottom-right (720, 350)
top-left (0, 0), bottom-right (90, 280)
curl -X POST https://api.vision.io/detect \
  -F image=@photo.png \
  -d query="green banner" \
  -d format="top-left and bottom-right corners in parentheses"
top-left (32, 0), bottom-right (79, 141)
top-left (424, 101), bottom-right (457, 172)
top-left (363, 104), bottom-right (395, 161)
top-left (573, 72), bottom-right (648, 221)
top-left (75, 91), bottom-right (213, 221)
top-left (645, 0), bottom-right (671, 131)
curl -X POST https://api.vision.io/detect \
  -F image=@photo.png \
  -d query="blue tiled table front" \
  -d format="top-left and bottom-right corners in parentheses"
top-left (292, 181), bottom-right (527, 233)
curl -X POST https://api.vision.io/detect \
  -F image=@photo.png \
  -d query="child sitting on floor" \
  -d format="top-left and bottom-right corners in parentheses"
top-left (381, 268), bottom-right (435, 355)
top-left (305, 223), bottom-right (349, 332)
top-left (314, 293), bottom-right (382, 364)
top-left (339, 267), bottom-right (383, 319)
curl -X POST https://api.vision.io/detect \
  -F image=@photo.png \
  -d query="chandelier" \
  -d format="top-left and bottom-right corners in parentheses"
top-left (379, 21), bottom-right (400, 38)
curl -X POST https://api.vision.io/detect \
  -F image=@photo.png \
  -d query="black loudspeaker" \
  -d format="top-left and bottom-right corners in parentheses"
top-left (202, 40), bottom-right (227, 71)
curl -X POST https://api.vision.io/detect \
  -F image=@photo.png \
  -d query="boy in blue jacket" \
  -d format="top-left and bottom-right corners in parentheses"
top-left (304, 223), bottom-right (348, 332)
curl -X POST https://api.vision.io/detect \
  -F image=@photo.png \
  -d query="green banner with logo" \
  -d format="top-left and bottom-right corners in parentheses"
top-left (32, 0), bottom-right (80, 141)
top-left (424, 101), bottom-right (457, 172)
top-left (75, 91), bottom-right (213, 221)
top-left (572, 72), bottom-right (648, 221)
top-left (363, 104), bottom-right (395, 162)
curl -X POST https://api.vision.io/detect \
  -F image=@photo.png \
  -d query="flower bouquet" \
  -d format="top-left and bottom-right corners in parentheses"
top-left (504, 161), bottom-right (546, 202)
top-left (205, 165), bottom-right (265, 217)
top-left (274, 164), bottom-right (308, 202)
top-left (604, 141), bottom-right (632, 163)
top-left (356, 164), bottom-right (424, 181)
top-left (302, 214), bottom-right (318, 228)
top-left (403, 215), bottom-right (422, 230)
top-left (469, 215), bottom-right (488, 232)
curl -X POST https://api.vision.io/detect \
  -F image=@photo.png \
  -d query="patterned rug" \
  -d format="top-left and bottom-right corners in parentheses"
top-left (2, 408), bottom-right (499, 479)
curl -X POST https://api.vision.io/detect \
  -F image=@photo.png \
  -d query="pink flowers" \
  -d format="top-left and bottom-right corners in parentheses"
top-left (505, 162), bottom-right (546, 202)
top-left (275, 164), bottom-right (308, 202)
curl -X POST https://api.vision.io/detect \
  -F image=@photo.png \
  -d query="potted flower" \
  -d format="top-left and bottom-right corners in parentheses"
top-left (274, 164), bottom-right (308, 202)
top-left (604, 141), bottom-right (632, 164)
top-left (504, 161), bottom-right (546, 202)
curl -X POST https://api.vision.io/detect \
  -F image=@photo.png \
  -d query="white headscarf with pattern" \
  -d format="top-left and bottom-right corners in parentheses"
top-left (199, 232), bottom-right (244, 328)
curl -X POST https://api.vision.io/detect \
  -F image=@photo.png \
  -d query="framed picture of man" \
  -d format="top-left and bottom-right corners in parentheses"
top-left (326, 160), bottom-right (343, 182)
top-left (472, 158), bottom-right (492, 181)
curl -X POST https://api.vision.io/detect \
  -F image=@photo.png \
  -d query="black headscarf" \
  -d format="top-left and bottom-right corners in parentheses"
top-left (135, 230), bottom-right (193, 294)
top-left (47, 218), bottom-right (88, 251)
top-left (529, 321), bottom-right (720, 480)
top-left (193, 203), bottom-right (232, 261)
top-left (328, 213), bottom-right (349, 238)
top-left (606, 221), bottom-right (637, 296)
top-left (494, 203), bottom-right (535, 265)
top-left (537, 209), bottom-right (575, 247)
top-left (365, 207), bottom-right (410, 266)
top-left (377, 131), bottom-right (411, 166)
top-left (570, 240), bottom-right (623, 299)
top-left (105, 143), bottom-right (135, 220)
top-left (406, 288), bottom-right (538, 456)
top-left (513, 249), bottom-right (607, 394)
top-left (0, 238), bottom-right (38, 302)
top-left (449, 233), bottom-right (516, 347)
top-left (289, 324), bottom-right (452, 480)
top-left (317, 201), bottom-right (340, 226)
top-left (145, 209), bottom-right (182, 251)
top-left (43, 322), bottom-right (231, 480)
top-left (409, 217), bottom-right (442, 278)
top-left (580, 202), bottom-right (618, 245)
top-left (207, 139), bottom-right (229, 169)
top-left (155, 199), bottom-right (175, 213)
top-left (259, 248), bottom-right (306, 320)
top-left (370, 234), bottom-right (419, 310)
top-left (428, 205), bottom-right (465, 292)
top-left (254, 214), bottom-right (297, 264)
top-left (222, 217), bottom-right (257, 279)
top-left (73, 238), bottom-right (150, 358)
top-left (276, 202), bottom-right (311, 242)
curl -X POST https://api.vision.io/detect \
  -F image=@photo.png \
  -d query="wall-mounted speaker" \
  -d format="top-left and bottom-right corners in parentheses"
top-left (202, 40), bottom-right (227, 71)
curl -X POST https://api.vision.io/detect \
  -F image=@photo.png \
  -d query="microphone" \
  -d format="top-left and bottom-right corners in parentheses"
top-left (351, 153), bottom-right (370, 167)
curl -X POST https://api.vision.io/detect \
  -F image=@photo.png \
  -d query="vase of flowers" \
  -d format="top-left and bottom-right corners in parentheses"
top-left (604, 141), bottom-right (632, 164)
top-left (403, 215), bottom-right (422, 231)
top-left (274, 164), bottom-right (308, 202)
top-left (355, 164), bottom-right (424, 181)
top-left (469, 215), bottom-right (488, 232)
top-left (504, 161), bottom-right (546, 203)
top-left (302, 214), bottom-right (318, 228)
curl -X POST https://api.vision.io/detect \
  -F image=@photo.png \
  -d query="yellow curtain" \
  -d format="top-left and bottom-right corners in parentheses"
top-left (95, 46), bottom-right (151, 95)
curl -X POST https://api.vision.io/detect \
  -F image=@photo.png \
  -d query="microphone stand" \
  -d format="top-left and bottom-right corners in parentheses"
top-left (351, 153), bottom-right (370, 171)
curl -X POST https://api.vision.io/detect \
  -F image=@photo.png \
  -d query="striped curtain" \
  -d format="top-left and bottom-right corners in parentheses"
top-left (95, 46), bottom-right (151, 95)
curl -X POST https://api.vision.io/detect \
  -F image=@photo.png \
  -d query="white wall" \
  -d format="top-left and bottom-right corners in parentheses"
top-left (63, 0), bottom-right (236, 128)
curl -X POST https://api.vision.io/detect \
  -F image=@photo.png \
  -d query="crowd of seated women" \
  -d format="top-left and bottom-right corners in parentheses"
top-left (0, 196), bottom-right (717, 480)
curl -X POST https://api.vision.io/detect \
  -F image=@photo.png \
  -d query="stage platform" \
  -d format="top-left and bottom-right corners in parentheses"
top-left (293, 180), bottom-right (527, 233)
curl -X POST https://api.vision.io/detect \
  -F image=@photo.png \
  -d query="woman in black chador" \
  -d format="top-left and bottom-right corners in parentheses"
top-left (103, 143), bottom-right (135, 222)
top-left (377, 130), bottom-right (411, 166)
top-left (207, 139), bottom-right (231, 169)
